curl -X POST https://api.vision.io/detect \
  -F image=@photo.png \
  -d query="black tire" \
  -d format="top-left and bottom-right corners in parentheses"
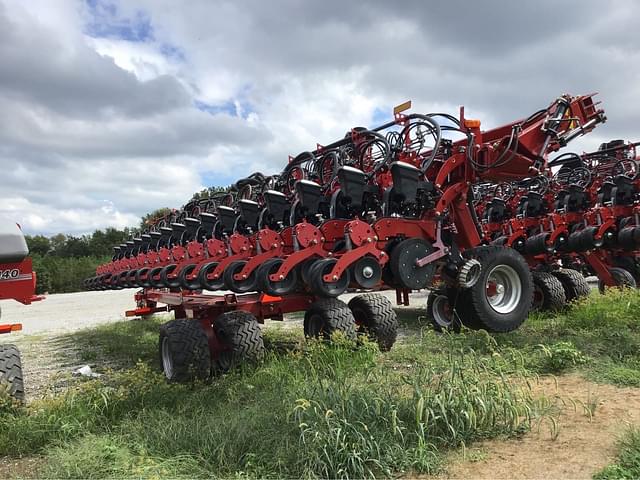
top-left (0, 345), bottom-right (24, 402)
top-left (223, 260), bottom-right (258, 294)
top-left (304, 298), bottom-right (357, 341)
top-left (309, 258), bottom-right (350, 298)
top-left (532, 271), bottom-right (566, 311)
top-left (213, 311), bottom-right (265, 373)
top-left (178, 264), bottom-right (201, 290)
top-left (551, 268), bottom-right (591, 302)
top-left (613, 256), bottom-right (640, 283)
top-left (348, 294), bottom-right (398, 351)
top-left (160, 264), bottom-right (181, 289)
top-left (198, 262), bottom-right (225, 291)
top-left (598, 267), bottom-right (637, 294)
top-left (159, 319), bottom-right (210, 382)
top-left (456, 246), bottom-right (533, 332)
top-left (427, 290), bottom-right (461, 332)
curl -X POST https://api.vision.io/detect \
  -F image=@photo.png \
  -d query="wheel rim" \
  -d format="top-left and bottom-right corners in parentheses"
top-left (485, 264), bottom-right (522, 314)
top-left (432, 294), bottom-right (453, 328)
top-left (161, 337), bottom-right (173, 379)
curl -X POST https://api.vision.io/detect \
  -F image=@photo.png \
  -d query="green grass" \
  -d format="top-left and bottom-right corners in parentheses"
top-left (1, 331), bottom-right (545, 478)
top-left (595, 427), bottom-right (640, 479)
top-left (2, 288), bottom-right (640, 478)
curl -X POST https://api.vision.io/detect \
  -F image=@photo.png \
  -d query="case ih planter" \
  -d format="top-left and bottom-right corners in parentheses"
top-left (472, 139), bottom-right (640, 316)
top-left (86, 94), bottom-right (606, 381)
top-left (0, 221), bottom-right (43, 401)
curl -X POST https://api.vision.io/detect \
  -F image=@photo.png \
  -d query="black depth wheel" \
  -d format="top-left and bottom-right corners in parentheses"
top-left (148, 267), bottom-right (165, 289)
top-left (598, 267), bottom-right (636, 294)
top-left (223, 260), bottom-right (258, 294)
top-left (351, 256), bottom-right (382, 289)
top-left (158, 319), bottom-right (210, 382)
top-left (178, 264), bottom-right (201, 290)
top-left (427, 290), bottom-right (462, 333)
top-left (309, 258), bottom-right (350, 298)
top-left (303, 298), bottom-right (357, 341)
top-left (347, 293), bottom-right (397, 350)
top-left (159, 264), bottom-right (180, 289)
top-left (257, 258), bottom-right (298, 296)
top-left (198, 262), bottom-right (225, 291)
top-left (136, 268), bottom-right (152, 288)
top-left (213, 311), bottom-right (265, 373)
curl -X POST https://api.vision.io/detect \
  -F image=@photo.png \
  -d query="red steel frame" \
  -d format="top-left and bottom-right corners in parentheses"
top-left (0, 257), bottom-right (43, 334)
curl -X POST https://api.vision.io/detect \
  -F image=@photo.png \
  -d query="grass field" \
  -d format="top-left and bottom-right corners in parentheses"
top-left (1, 289), bottom-right (640, 478)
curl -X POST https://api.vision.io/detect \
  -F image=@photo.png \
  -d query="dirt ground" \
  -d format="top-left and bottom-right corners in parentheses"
top-left (440, 375), bottom-right (640, 480)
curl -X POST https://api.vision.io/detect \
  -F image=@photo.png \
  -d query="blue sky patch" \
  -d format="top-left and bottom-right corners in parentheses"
top-left (194, 98), bottom-right (256, 120)
top-left (84, 0), bottom-right (154, 42)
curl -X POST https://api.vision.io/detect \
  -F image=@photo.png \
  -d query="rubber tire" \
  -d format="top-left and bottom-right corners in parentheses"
top-left (598, 267), bottom-right (637, 294)
top-left (178, 264), bottom-right (201, 291)
top-left (0, 344), bottom-right (24, 402)
top-left (257, 258), bottom-right (298, 296)
top-left (198, 262), bottom-right (225, 291)
top-left (613, 256), bottom-right (640, 283)
top-left (348, 294), bottom-right (398, 351)
top-left (309, 258), bottom-right (350, 298)
top-left (532, 271), bottom-right (566, 311)
top-left (303, 298), bottom-right (357, 341)
top-left (551, 268), bottom-right (591, 302)
top-left (455, 246), bottom-right (533, 333)
top-left (158, 319), bottom-right (210, 382)
top-left (427, 290), bottom-right (461, 333)
top-left (213, 311), bottom-right (265, 373)
top-left (223, 261), bottom-right (258, 294)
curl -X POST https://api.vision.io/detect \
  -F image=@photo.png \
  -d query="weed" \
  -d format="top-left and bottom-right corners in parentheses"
top-left (536, 341), bottom-right (586, 373)
top-left (595, 426), bottom-right (640, 479)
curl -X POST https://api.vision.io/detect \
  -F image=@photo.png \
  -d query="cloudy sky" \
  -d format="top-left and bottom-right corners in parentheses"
top-left (1, 0), bottom-right (639, 235)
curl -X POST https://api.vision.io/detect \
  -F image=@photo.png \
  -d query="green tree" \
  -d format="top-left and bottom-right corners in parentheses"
top-left (25, 235), bottom-right (51, 256)
top-left (140, 207), bottom-right (172, 230)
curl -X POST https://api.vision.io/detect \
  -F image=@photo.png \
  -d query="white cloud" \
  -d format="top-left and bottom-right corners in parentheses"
top-left (1, 0), bottom-right (639, 236)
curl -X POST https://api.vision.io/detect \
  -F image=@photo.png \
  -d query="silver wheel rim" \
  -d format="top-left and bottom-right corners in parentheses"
top-left (161, 337), bottom-right (173, 379)
top-left (432, 294), bottom-right (452, 328)
top-left (485, 265), bottom-right (522, 314)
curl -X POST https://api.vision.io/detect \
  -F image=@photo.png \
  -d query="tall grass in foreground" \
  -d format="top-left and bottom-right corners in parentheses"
top-left (0, 335), bottom-right (540, 479)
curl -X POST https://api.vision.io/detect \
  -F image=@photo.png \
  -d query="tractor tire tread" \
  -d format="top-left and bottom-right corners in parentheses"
top-left (214, 311), bottom-right (265, 370)
top-left (459, 246), bottom-right (533, 332)
top-left (532, 271), bottom-right (566, 311)
top-left (159, 319), bottom-right (210, 382)
top-left (348, 293), bottom-right (398, 351)
top-left (0, 344), bottom-right (24, 402)
top-left (304, 298), bottom-right (357, 341)
top-left (552, 268), bottom-right (591, 301)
